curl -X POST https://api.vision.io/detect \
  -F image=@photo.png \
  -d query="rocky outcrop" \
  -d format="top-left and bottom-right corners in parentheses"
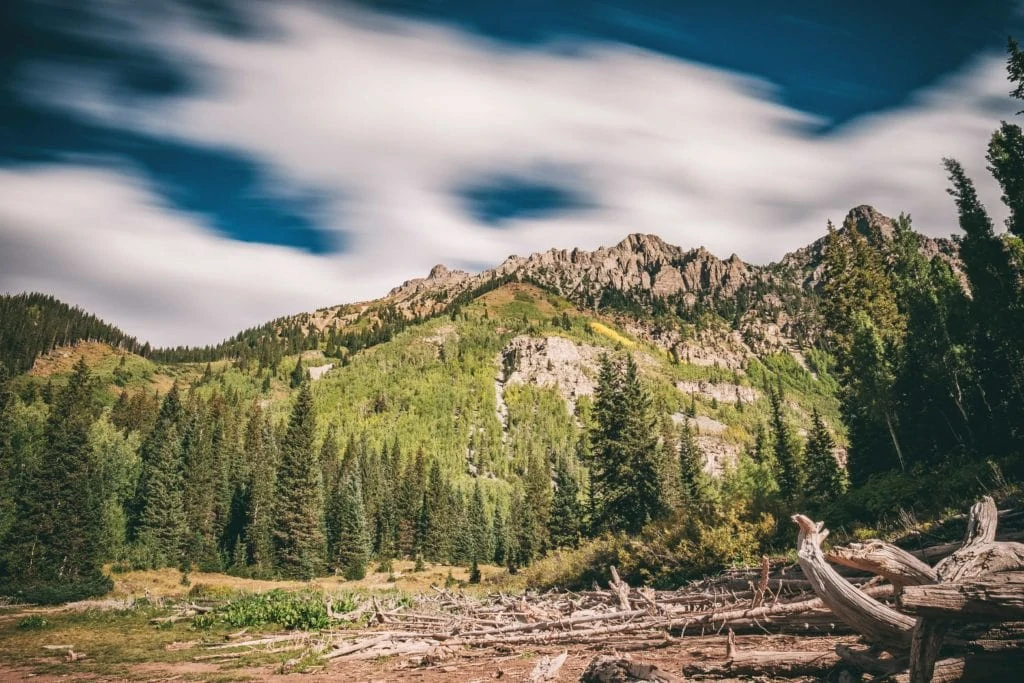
top-left (498, 335), bottom-right (603, 411)
top-left (676, 380), bottom-right (760, 405)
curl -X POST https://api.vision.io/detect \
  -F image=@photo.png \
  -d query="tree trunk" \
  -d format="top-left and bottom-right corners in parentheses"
top-left (792, 513), bottom-right (915, 647)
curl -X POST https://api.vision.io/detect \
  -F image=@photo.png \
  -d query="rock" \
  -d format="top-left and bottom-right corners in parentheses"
top-left (676, 380), bottom-right (759, 405)
top-left (498, 335), bottom-right (604, 411)
top-left (580, 654), bottom-right (683, 682)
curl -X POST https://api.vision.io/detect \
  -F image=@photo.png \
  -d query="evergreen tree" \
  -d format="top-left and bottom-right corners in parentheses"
top-left (419, 461), bottom-right (450, 562)
top-left (243, 408), bottom-right (276, 575)
top-left (677, 421), bottom-right (703, 508)
top-left (944, 158), bottom-right (1024, 457)
top-left (591, 354), bottom-right (665, 534)
top-left (548, 456), bottom-right (582, 549)
top-left (7, 359), bottom-right (109, 591)
top-left (467, 479), bottom-right (491, 563)
top-left (803, 409), bottom-right (845, 510)
top-left (289, 357), bottom-right (305, 389)
top-left (491, 505), bottom-right (507, 565)
top-left (332, 471), bottom-right (370, 580)
top-left (136, 424), bottom-right (187, 569)
top-left (273, 383), bottom-right (326, 578)
top-left (769, 382), bottom-right (803, 506)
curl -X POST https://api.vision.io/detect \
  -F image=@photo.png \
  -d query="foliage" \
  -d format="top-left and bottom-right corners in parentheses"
top-left (193, 589), bottom-right (355, 631)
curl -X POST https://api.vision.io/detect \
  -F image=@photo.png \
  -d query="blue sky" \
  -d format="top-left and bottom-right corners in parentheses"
top-left (1, 0), bottom-right (1021, 345)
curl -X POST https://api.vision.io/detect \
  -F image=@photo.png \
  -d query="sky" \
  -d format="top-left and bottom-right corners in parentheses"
top-left (1, 0), bottom-right (1022, 347)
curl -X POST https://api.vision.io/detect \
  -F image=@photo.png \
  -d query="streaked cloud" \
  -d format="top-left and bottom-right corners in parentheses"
top-left (0, 2), bottom-right (1017, 345)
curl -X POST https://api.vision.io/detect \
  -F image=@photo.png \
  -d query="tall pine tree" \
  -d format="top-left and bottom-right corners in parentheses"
top-left (273, 383), bottom-right (326, 578)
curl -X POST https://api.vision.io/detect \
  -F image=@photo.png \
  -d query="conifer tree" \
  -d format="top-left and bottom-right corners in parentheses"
top-left (678, 421), bottom-right (703, 508)
top-left (243, 408), bottom-right (276, 575)
top-left (548, 456), bottom-right (582, 549)
top-left (332, 470), bottom-right (370, 580)
top-left (944, 158), bottom-right (1024, 456)
top-left (136, 423), bottom-right (187, 568)
top-left (419, 461), bottom-right (450, 562)
top-left (398, 449), bottom-right (426, 556)
top-left (8, 358), bottom-right (109, 591)
top-left (804, 409), bottom-right (845, 510)
top-left (591, 354), bottom-right (665, 534)
top-left (768, 382), bottom-right (803, 506)
top-left (0, 367), bottom-right (15, 551)
top-left (273, 383), bottom-right (326, 578)
top-left (467, 479), bottom-right (491, 563)
top-left (492, 505), bottom-right (508, 566)
top-left (289, 357), bottom-right (305, 388)
top-left (180, 399), bottom-right (219, 570)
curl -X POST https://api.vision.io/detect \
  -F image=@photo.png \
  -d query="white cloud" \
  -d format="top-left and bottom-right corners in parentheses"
top-left (1, 3), bottom-right (1017, 345)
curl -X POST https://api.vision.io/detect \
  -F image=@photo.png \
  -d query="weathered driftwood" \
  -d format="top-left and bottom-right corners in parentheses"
top-left (609, 566), bottom-right (631, 612)
top-left (900, 572), bottom-right (1024, 621)
top-left (796, 497), bottom-right (1024, 683)
top-left (527, 651), bottom-right (567, 682)
top-left (792, 513), bottom-right (915, 647)
top-left (827, 540), bottom-right (938, 587)
top-left (908, 496), bottom-right (1024, 683)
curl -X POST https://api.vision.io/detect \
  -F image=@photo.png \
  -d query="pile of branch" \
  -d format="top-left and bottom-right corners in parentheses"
top-left (794, 495), bottom-right (1024, 681)
top-left (191, 553), bottom-right (891, 672)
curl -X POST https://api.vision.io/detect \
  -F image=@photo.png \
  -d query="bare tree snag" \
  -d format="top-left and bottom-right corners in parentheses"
top-left (609, 566), bottom-right (631, 612)
top-left (827, 540), bottom-right (938, 588)
top-left (792, 514), bottom-right (915, 647)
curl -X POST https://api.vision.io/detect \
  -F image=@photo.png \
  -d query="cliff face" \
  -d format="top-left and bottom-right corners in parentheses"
top-left (305, 205), bottom-right (961, 359)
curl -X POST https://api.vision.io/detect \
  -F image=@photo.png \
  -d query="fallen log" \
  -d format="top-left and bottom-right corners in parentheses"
top-left (792, 514), bottom-right (915, 647)
top-left (683, 648), bottom-right (841, 678)
top-left (900, 573), bottom-right (1024, 621)
top-left (909, 496), bottom-right (1024, 683)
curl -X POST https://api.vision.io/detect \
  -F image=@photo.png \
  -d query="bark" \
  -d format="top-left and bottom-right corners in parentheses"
top-left (900, 574), bottom-right (1024, 621)
top-left (792, 513), bottom-right (915, 647)
top-left (907, 496), bottom-right (1024, 683)
top-left (827, 539), bottom-right (938, 587)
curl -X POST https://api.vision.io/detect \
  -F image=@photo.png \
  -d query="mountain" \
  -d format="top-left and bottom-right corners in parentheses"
top-left (2, 204), bottom-right (957, 481)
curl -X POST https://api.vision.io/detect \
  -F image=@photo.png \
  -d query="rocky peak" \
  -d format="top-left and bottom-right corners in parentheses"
top-left (844, 205), bottom-right (896, 244)
top-left (428, 263), bottom-right (450, 279)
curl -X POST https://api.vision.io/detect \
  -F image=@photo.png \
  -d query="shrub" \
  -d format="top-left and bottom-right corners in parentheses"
top-left (18, 615), bottom-right (50, 629)
top-left (193, 590), bottom-right (356, 631)
top-left (0, 574), bottom-right (113, 605)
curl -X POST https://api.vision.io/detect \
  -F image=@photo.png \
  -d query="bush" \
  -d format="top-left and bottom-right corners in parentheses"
top-left (18, 615), bottom-right (50, 629)
top-left (0, 574), bottom-right (113, 605)
top-left (193, 589), bottom-right (356, 631)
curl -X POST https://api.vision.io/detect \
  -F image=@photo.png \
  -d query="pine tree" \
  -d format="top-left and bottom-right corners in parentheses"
top-left (803, 409), bottom-right (845, 510)
top-left (944, 158), bottom-right (1024, 457)
top-left (273, 383), bottom-right (327, 578)
top-left (492, 506), bottom-right (507, 566)
top-left (136, 424), bottom-right (187, 569)
top-left (769, 382), bottom-right (803, 506)
top-left (289, 357), bottom-right (305, 389)
top-left (243, 408), bottom-right (276, 575)
top-left (678, 420), bottom-right (703, 508)
top-left (419, 461), bottom-right (450, 562)
top-left (332, 471), bottom-right (370, 580)
top-left (398, 449), bottom-right (426, 556)
top-left (467, 479), bottom-right (491, 563)
top-left (591, 354), bottom-right (665, 534)
top-left (7, 358), bottom-right (109, 592)
top-left (548, 456), bottom-right (581, 549)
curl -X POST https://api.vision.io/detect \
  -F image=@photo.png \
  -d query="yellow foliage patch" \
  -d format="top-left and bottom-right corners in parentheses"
top-left (588, 321), bottom-right (635, 347)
